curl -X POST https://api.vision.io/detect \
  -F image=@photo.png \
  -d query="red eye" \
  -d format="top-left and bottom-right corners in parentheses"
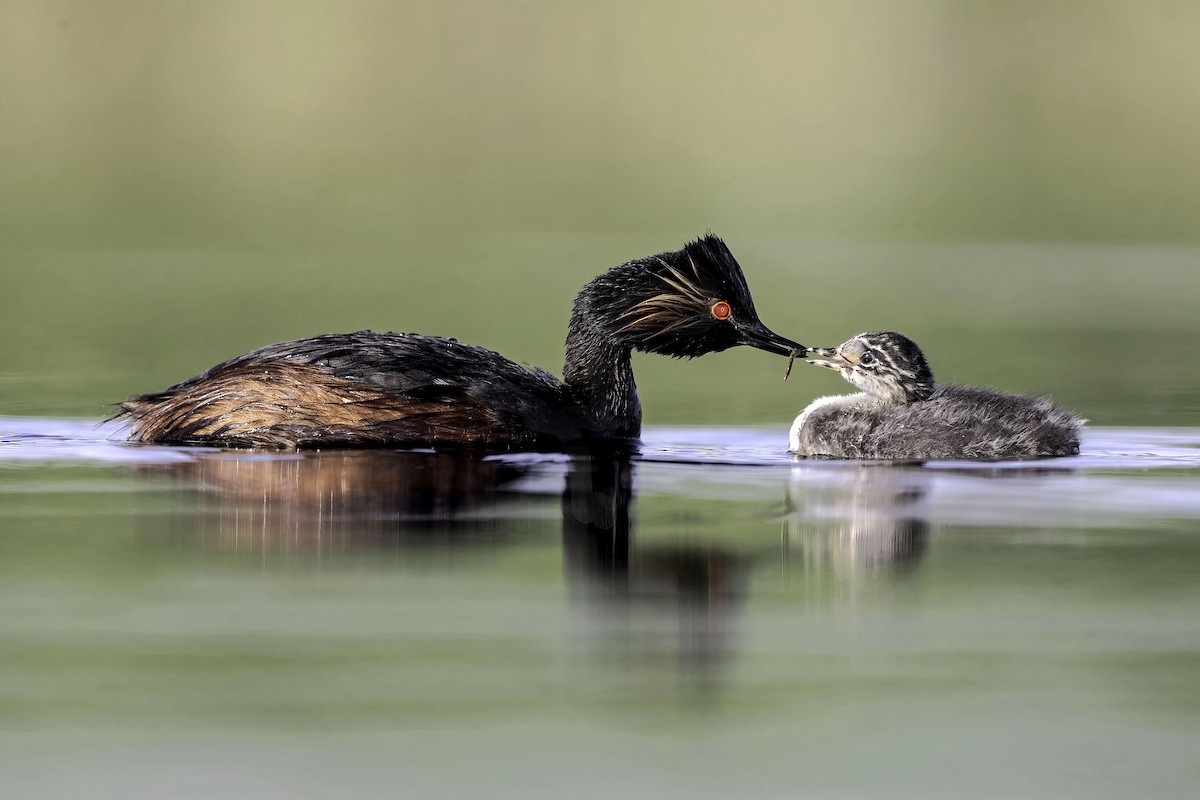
top-left (711, 301), bottom-right (731, 320)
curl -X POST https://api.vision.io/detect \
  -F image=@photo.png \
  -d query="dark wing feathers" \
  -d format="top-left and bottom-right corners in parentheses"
top-left (119, 332), bottom-right (591, 449)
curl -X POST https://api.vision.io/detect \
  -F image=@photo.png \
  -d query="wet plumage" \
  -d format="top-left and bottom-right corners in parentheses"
top-left (120, 334), bottom-right (578, 449)
top-left (789, 331), bottom-right (1083, 460)
top-left (120, 235), bottom-right (805, 450)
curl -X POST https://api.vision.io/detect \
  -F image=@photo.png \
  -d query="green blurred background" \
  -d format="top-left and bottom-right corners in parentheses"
top-left (3, 0), bottom-right (1199, 426)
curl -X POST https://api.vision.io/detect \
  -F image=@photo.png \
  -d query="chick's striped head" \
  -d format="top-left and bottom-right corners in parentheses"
top-left (812, 331), bottom-right (935, 403)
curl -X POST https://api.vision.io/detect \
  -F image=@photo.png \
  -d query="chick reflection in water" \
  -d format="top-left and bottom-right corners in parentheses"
top-left (783, 465), bottom-right (930, 581)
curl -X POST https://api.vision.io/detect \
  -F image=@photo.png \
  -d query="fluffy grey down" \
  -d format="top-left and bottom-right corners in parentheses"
top-left (792, 385), bottom-right (1083, 460)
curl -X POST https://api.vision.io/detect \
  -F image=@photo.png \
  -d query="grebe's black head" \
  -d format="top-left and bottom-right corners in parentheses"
top-left (807, 331), bottom-right (935, 404)
top-left (578, 234), bottom-right (806, 359)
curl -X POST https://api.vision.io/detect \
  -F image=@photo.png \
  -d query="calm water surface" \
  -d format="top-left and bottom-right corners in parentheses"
top-left (2, 418), bottom-right (1199, 799)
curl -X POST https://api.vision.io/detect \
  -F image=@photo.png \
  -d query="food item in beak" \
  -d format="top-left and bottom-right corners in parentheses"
top-left (784, 348), bottom-right (805, 380)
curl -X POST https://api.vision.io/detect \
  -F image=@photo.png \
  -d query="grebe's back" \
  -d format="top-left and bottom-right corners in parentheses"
top-left (120, 331), bottom-right (582, 449)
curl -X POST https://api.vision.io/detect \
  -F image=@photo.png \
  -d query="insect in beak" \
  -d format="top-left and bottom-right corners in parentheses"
top-left (784, 347), bottom-right (808, 380)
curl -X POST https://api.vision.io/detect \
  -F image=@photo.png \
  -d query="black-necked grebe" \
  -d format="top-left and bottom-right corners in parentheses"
top-left (120, 234), bottom-right (806, 450)
top-left (788, 331), bottom-right (1083, 460)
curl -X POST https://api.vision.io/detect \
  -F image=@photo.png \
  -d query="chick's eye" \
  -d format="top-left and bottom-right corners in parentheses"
top-left (860, 352), bottom-right (876, 365)
top-left (711, 301), bottom-right (732, 321)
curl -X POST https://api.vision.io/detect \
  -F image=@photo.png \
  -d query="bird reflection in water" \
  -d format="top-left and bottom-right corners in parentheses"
top-left (561, 449), bottom-right (754, 704)
top-left (143, 450), bottom-right (543, 554)
top-left (138, 445), bottom-right (755, 703)
top-left (148, 450), bottom-right (1078, 706)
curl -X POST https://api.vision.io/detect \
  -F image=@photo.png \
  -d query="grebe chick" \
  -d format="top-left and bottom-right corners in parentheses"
top-left (788, 331), bottom-right (1082, 460)
top-left (120, 235), bottom-right (805, 450)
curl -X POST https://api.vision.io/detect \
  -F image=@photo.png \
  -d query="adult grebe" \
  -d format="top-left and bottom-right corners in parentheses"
top-left (788, 331), bottom-right (1082, 460)
top-left (120, 235), bottom-right (806, 450)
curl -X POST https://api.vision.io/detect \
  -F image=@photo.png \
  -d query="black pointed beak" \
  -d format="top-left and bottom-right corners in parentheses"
top-left (737, 322), bottom-right (807, 357)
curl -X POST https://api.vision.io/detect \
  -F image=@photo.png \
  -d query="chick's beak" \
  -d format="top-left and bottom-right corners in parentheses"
top-left (806, 349), bottom-right (851, 371)
top-left (737, 322), bottom-right (807, 357)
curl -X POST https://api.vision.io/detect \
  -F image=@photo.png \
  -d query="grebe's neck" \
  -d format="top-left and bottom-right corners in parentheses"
top-left (562, 305), bottom-right (641, 439)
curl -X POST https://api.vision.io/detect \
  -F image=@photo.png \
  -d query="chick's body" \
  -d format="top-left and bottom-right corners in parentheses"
top-left (789, 332), bottom-right (1083, 460)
